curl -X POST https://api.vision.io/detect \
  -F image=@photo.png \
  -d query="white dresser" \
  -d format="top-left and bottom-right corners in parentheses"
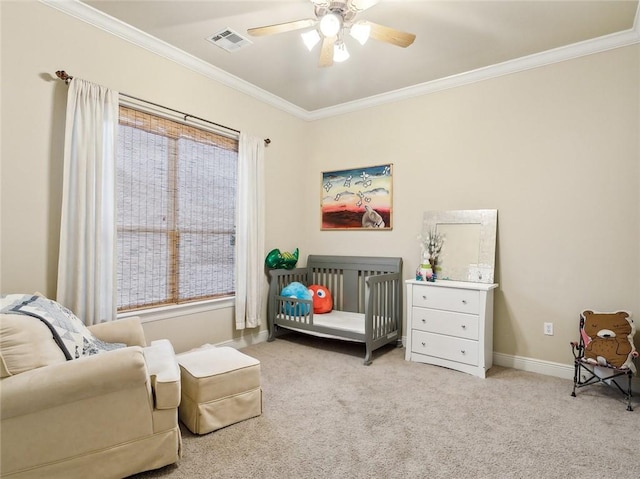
top-left (405, 280), bottom-right (498, 378)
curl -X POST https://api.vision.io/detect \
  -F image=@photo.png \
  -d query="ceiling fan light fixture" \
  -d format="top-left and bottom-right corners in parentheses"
top-left (319, 12), bottom-right (342, 37)
top-left (350, 21), bottom-right (370, 45)
top-left (301, 29), bottom-right (321, 50)
top-left (247, 1), bottom-right (416, 68)
top-left (333, 41), bottom-right (350, 62)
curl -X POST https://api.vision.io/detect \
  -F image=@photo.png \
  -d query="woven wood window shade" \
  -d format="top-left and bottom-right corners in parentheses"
top-left (116, 106), bottom-right (239, 311)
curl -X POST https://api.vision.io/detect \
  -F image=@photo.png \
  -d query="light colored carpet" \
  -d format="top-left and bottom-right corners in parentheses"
top-left (131, 332), bottom-right (639, 479)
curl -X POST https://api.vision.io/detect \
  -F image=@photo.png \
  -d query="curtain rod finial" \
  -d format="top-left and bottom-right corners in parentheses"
top-left (55, 70), bottom-right (73, 84)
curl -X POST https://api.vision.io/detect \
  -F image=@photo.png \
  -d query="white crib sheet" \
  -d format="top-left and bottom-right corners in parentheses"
top-left (276, 309), bottom-right (365, 340)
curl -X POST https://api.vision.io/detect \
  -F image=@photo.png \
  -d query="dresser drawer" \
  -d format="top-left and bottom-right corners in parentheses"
top-left (411, 307), bottom-right (479, 340)
top-left (412, 285), bottom-right (479, 314)
top-left (411, 330), bottom-right (479, 366)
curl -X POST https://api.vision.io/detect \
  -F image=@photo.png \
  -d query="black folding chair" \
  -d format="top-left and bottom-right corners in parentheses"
top-left (571, 310), bottom-right (637, 411)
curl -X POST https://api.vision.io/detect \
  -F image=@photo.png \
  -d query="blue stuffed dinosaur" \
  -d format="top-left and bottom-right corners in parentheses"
top-left (281, 281), bottom-right (311, 316)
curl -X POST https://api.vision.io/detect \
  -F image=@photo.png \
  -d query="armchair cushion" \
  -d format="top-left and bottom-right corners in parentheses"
top-left (0, 346), bottom-right (148, 420)
top-left (0, 313), bottom-right (66, 377)
top-left (0, 295), bottom-right (125, 376)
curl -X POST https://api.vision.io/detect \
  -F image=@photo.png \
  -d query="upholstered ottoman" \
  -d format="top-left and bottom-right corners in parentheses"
top-left (176, 345), bottom-right (262, 435)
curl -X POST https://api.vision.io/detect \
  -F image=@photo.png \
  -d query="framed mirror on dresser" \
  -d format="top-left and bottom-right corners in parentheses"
top-left (406, 209), bottom-right (498, 378)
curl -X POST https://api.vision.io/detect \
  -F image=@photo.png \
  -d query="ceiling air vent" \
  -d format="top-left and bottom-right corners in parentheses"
top-left (207, 28), bottom-right (252, 52)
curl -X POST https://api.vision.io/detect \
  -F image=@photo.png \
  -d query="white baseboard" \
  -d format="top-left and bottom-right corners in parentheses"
top-left (229, 333), bottom-right (639, 393)
top-left (492, 352), bottom-right (574, 379)
top-left (403, 336), bottom-right (640, 392)
top-left (493, 352), bottom-right (640, 393)
top-left (218, 329), bottom-right (270, 350)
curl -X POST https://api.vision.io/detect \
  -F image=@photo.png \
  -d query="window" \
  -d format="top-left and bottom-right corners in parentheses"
top-left (116, 106), bottom-right (239, 311)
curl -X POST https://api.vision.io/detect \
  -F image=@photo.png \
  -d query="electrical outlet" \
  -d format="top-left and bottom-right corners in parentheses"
top-left (544, 322), bottom-right (554, 336)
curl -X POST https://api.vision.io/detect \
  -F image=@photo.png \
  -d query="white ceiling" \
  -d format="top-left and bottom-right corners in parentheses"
top-left (69, 1), bottom-right (639, 118)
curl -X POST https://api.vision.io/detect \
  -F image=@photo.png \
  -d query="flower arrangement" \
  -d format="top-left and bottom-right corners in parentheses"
top-left (418, 228), bottom-right (445, 263)
top-left (417, 228), bottom-right (445, 281)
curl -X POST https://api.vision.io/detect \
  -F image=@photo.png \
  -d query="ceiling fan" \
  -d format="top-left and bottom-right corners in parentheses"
top-left (247, 0), bottom-right (416, 67)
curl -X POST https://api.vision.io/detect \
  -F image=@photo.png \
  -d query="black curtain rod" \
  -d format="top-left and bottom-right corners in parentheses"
top-left (55, 70), bottom-right (271, 146)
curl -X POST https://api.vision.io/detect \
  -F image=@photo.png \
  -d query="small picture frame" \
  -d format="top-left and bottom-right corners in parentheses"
top-left (321, 164), bottom-right (392, 230)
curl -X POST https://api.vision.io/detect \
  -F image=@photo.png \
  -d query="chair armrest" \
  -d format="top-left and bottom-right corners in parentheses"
top-left (88, 316), bottom-right (146, 347)
top-left (1, 347), bottom-right (148, 419)
top-left (144, 339), bottom-right (181, 409)
top-left (570, 341), bottom-right (581, 359)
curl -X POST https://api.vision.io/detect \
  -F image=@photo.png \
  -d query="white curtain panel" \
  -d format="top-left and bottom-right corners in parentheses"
top-left (57, 78), bottom-right (119, 325)
top-left (235, 133), bottom-right (266, 329)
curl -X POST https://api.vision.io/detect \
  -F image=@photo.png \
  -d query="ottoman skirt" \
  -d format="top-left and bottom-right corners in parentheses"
top-left (177, 346), bottom-right (262, 435)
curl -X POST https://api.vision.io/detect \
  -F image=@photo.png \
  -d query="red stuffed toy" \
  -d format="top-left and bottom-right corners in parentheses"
top-left (308, 285), bottom-right (333, 314)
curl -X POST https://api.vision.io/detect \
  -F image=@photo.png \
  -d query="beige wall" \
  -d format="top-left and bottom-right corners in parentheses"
top-left (1, 1), bottom-right (638, 364)
top-left (0, 1), bottom-right (309, 352)
top-left (306, 46), bottom-right (640, 365)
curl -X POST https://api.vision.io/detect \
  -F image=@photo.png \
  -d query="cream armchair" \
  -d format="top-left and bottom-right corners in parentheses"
top-left (0, 313), bottom-right (182, 479)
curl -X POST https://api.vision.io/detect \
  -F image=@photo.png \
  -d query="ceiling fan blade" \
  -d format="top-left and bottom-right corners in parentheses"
top-left (319, 36), bottom-right (336, 67)
top-left (349, 0), bottom-right (380, 12)
top-left (365, 21), bottom-right (416, 48)
top-left (247, 18), bottom-right (316, 37)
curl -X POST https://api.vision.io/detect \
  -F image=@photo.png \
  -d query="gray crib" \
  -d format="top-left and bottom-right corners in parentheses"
top-left (267, 255), bottom-right (403, 365)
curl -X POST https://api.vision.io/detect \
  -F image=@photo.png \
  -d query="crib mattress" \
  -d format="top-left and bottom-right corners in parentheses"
top-left (276, 310), bottom-right (365, 340)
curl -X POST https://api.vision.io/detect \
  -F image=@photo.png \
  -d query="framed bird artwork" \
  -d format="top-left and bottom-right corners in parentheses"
top-left (320, 164), bottom-right (392, 230)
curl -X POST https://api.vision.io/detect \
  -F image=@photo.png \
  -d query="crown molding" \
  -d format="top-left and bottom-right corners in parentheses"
top-left (310, 22), bottom-right (640, 120)
top-left (40, 0), bottom-right (310, 119)
top-left (42, 0), bottom-right (640, 122)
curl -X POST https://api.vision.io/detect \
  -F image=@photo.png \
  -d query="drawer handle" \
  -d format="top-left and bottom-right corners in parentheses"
top-left (421, 341), bottom-right (426, 347)
top-left (461, 324), bottom-right (467, 329)
top-left (421, 318), bottom-right (426, 323)
top-left (422, 295), bottom-right (427, 300)
top-left (460, 349), bottom-right (466, 355)
top-left (462, 299), bottom-right (467, 304)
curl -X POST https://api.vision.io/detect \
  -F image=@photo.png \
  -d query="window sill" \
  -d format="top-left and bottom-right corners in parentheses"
top-left (118, 296), bottom-right (234, 323)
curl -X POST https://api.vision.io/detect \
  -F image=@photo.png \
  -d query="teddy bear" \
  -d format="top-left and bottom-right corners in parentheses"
top-left (582, 310), bottom-right (636, 371)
